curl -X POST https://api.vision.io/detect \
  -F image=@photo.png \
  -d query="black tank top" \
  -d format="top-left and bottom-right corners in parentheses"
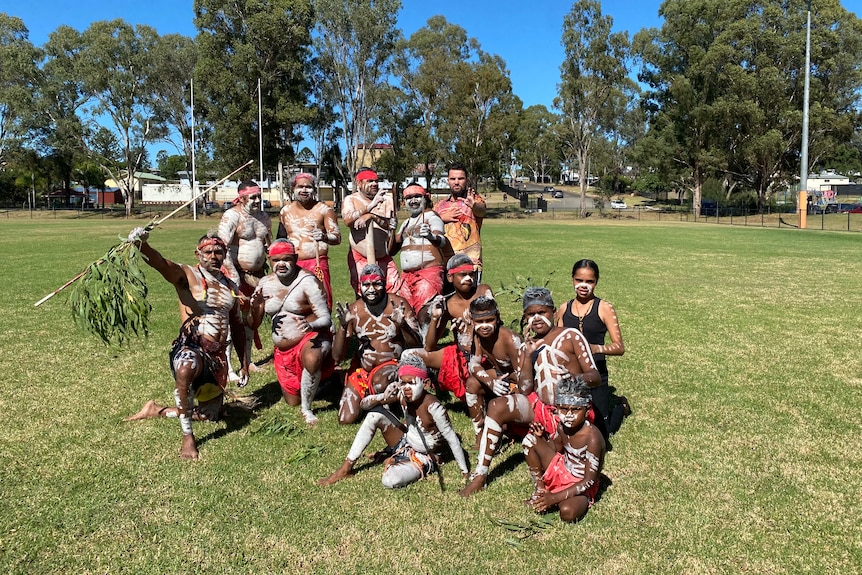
top-left (561, 297), bottom-right (608, 364)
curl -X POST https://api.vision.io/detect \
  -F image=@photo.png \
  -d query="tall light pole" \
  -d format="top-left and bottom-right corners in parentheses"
top-left (800, 0), bottom-right (812, 196)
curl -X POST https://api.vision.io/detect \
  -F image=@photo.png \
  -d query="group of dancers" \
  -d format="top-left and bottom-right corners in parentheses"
top-left (124, 162), bottom-right (629, 522)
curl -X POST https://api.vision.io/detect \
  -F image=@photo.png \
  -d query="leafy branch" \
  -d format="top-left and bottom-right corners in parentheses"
top-left (66, 226), bottom-right (156, 348)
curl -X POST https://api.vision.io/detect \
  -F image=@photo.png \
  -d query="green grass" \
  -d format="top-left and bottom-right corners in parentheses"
top-left (2, 215), bottom-right (861, 574)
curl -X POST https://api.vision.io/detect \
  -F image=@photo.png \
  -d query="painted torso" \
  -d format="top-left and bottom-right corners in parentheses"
top-left (342, 192), bottom-right (394, 257)
top-left (178, 265), bottom-right (237, 344)
top-left (397, 210), bottom-right (445, 270)
top-left (219, 207), bottom-right (272, 278)
top-left (533, 328), bottom-right (596, 405)
top-left (279, 201), bottom-right (340, 261)
top-left (254, 270), bottom-right (330, 350)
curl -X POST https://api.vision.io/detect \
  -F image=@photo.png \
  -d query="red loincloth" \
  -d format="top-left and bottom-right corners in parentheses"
top-left (346, 359), bottom-right (398, 399)
top-left (542, 451), bottom-right (599, 503)
top-left (435, 345), bottom-right (468, 400)
top-left (297, 256), bottom-right (333, 309)
top-left (395, 265), bottom-right (443, 313)
top-left (273, 332), bottom-right (335, 396)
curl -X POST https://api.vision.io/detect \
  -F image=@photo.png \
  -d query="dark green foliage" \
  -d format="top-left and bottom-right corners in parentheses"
top-left (67, 236), bottom-right (152, 347)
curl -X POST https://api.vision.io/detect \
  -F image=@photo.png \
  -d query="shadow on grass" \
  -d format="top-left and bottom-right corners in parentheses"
top-left (196, 380), bottom-right (285, 447)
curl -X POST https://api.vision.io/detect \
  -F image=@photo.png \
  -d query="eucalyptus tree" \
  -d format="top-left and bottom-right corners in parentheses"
top-left (515, 104), bottom-right (559, 184)
top-left (395, 15), bottom-right (516, 184)
top-left (636, 0), bottom-right (862, 214)
top-left (393, 15), bottom-right (469, 188)
top-left (194, 0), bottom-right (315, 177)
top-left (70, 20), bottom-right (168, 215)
top-left (0, 14), bottom-right (40, 170)
top-left (35, 25), bottom-right (91, 205)
top-left (449, 50), bottom-right (517, 179)
top-left (557, 0), bottom-right (636, 217)
top-left (149, 33), bottom-right (197, 177)
top-left (313, 0), bottom-right (401, 202)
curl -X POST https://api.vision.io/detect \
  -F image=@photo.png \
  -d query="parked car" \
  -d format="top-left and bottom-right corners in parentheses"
top-left (552, 190), bottom-right (564, 198)
top-left (204, 201), bottom-right (218, 211)
top-left (262, 199), bottom-right (272, 209)
top-left (543, 186), bottom-right (556, 192)
top-left (610, 199), bottom-right (627, 209)
top-left (222, 201), bottom-right (234, 210)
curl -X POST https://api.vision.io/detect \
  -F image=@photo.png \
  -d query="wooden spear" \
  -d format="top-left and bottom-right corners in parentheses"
top-left (34, 160), bottom-right (254, 307)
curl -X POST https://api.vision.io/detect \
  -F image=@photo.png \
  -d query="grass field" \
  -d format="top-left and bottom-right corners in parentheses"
top-left (2, 214), bottom-right (861, 574)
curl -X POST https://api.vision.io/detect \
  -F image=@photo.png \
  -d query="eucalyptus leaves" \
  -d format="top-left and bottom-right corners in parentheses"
top-left (67, 234), bottom-right (153, 347)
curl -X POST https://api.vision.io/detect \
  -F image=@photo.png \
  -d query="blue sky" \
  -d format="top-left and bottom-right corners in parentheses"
top-left (4, 0), bottom-right (860, 158)
top-left (3, 0), bottom-right (669, 110)
top-left (5, 0), bottom-right (862, 108)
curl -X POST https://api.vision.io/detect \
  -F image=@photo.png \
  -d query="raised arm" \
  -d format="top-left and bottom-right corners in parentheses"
top-left (248, 284), bottom-right (266, 331)
top-left (129, 228), bottom-right (187, 287)
top-left (331, 302), bottom-right (354, 363)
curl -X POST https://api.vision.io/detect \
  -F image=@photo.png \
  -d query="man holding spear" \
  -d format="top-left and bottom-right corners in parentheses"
top-left (390, 183), bottom-right (447, 342)
top-left (125, 229), bottom-right (250, 460)
top-left (342, 168), bottom-right (399, 296)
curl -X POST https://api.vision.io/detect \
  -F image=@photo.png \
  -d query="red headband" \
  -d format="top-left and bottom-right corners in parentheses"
top-left (448, 264), bottom-right (475, 275)
top-left (294, 174), bottom-right (315, 186)
top-left (197, 237), bottom-right (226, 251)
top-left (238, 186), bottom-right (261, 196)
top-left (398, 365), bottom-right (428, 380)
top-left (269, 241), bottom-right (296, 257)
top-left (359, 273), bottom-right (384, 283)
top-left (356, 170), bottom-right (378, 181)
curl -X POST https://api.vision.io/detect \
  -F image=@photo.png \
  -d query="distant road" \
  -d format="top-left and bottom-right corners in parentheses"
top-left (515, 182), bottom-right (596, 210)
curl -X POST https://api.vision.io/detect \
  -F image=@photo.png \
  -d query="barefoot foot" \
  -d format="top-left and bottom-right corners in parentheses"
top-left (180, 434), bottom-right (199, 460)
top-left (302, 410), bottom-right (319, 426)
top-left (124, 400), bottom-right (165, 421)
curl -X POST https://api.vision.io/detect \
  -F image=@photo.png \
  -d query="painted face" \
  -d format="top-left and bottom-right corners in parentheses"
top-left (449, 269), bottom-right (477, 292)
top-left (447, 169), bottom-right (468, 196)
top-left (523, 304), bottom-right (555, 336)
top-left (294, 179), bottom-right (316, 202)
top-left (360, 277), bottom-right (386, 305)
top-left (573, 268), bottom-right (598, 299)
top-left (241, 193), bottom-right (262, 214)
top-left (399, 375), bottom-right (425, 403)
top-left (404, 193), bottom-right (426, 216)
top-left (358, 177), bottom-right (379, 200)
top-left (271, 253), bottom-right (298, 279)
top-left (197, 244), bottom-right (225, 274)
top-left (557, 404), bottom-right (588, 429)
top-left (471, 311), bottom-right (499, 338)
